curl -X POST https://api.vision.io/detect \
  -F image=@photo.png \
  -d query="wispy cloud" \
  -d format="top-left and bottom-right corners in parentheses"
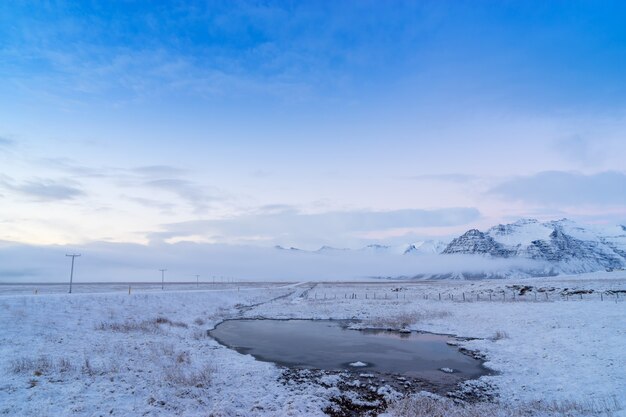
top-left (149, 207), bottom-right (481, 245)
top-left (39, 158), bottom-right (215, 213)
top-left (0, 136), bottom-right (15, 147)
top-left (122, 195), bottom-right (176, 213)
top-left (42, 158), bottom-right (188, 181)
top-left (1, 177), bottom-right (85, 201)
top-left (40, 158), bottom-right (111, 178)
top-left (144, 179), bottom-right (218, 213)
top-left (490, 171), bottom-right (626, 206)
top-left (553, 135), bottom-right (605, 167)
top-left (407, 174), bottom-right (478, 183)
top-left (132, 165), bottom-right (187, 177)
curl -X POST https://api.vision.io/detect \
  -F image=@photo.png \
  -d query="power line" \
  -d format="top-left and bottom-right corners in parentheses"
top-left (66, 254), bottom-right (81, 294)
top-left (159, 269), bottom-right (167, 290)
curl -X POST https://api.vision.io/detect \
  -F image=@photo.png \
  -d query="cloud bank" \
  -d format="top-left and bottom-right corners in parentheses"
top-left (0, 240), bottom-right (543, 283)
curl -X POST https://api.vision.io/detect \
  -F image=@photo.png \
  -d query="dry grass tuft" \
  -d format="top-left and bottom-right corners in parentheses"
top-left (155, 316), bottom-right (188, 328)
top-left (491, 330), bottom-right (509, 341)
top-left (388, 393), bottom-right (621, 417)
top-left (164, 365), bottom-right (214, 388)
top-left (176, 351), bottom-right (191, 364)
top-left (95, 316), bottom-right (188, 333)
top-left (192, 330), bottom-right (209, 340)
top-left (10, 356), bottom-right (53, 375)
top-left (365, 310), bottom-right (452, 330)
top-left (9, 356), bottom-right (75, 375)
top-left (95, 320), bottom-right (159, 333)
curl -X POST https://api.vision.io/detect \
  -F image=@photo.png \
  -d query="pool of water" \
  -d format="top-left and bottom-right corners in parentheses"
top-left (210, 319), bottom-right (485, 379)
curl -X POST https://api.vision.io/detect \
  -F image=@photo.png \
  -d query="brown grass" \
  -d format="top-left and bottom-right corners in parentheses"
top-left (364, 310), bottom-right (452, 330)
top-left (163, 365), bottom-right (214, 388)
top-left (388, 394), bottom-right (621, 417)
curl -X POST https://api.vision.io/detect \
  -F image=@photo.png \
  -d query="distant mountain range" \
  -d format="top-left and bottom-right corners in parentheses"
top-left (275, 239), bottom-right (449, 256)
top-left (274, 218), bottom-right (626, 278)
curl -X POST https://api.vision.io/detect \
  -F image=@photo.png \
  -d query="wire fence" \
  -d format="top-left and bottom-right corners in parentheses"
top-left (305, 290), bottom-right (624, 303)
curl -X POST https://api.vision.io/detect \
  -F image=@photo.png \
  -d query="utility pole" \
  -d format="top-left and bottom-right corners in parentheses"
top-left (66, 254), bottom-right (81, 294)
top-left (195, 274), bottom-right (200, 287)
top-left (159, 269), bottom-right (167, 290)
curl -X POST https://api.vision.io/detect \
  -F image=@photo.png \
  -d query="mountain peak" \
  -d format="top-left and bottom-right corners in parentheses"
top-left (364, 244), bottom-right (390, 250)
top-left (512, 218), bottom-right (539, 225)
top-left (317, 245), bottom-right (349, 252)
top-left (274, 245), bottom-right (302, 251)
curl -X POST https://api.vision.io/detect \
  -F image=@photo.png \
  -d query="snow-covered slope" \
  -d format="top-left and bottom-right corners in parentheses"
top-left (358, 241), bottom-right (448, 255)
top-left (443, 218), bottom-right (626, 274)
top-left (403, 240), bottom-right (448, 255)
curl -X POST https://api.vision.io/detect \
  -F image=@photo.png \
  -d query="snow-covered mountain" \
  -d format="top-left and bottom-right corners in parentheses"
top-left (402, 240), bottom-right (449, 255)
top-left (358, 241), bottom-right (448, 255)
top-left (443, 218), bottom-right (626, 274)
top-left (270, 219), bottom-right (626, 278)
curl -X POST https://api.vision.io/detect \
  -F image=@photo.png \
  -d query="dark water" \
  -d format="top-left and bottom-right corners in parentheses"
top-left (210, 319), bottom-right (485, 379)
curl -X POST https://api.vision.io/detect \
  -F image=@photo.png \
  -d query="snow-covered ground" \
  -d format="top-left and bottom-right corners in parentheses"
top-left (1, 273), bottom-right (624, 416)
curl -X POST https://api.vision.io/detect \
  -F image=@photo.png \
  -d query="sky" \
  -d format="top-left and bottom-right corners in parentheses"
top-left (1, 1), bottom-right (626, 280)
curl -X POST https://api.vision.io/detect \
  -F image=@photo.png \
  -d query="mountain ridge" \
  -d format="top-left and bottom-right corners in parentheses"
top-left (272, 218), bottom-right (626, 278)
top-left (442, 218), bottom-right (626, 275)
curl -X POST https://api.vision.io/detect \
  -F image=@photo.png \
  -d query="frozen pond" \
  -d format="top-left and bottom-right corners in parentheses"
top-left (210, 319), bottom-right (485, 380)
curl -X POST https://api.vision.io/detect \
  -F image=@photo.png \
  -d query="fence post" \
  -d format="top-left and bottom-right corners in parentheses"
top-left (128, 285), bottom-right (131, 295)
top-left (601, 292), bottom-right (603, 301)
top-left (462, 293), bottom-right (465, 302)
top-left (439, 293), bottom-right (441, 301)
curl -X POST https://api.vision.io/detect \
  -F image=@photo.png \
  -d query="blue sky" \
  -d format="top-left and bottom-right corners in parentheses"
top-left (1, 1), bottom-right (626, 251)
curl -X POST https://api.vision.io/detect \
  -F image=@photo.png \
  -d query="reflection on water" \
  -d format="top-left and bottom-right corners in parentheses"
top-left (210, 319), bottom-right (485, 379)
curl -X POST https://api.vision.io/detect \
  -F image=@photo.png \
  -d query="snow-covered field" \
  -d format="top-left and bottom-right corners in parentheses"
top-left (1, 273), bottom-right (624, 416)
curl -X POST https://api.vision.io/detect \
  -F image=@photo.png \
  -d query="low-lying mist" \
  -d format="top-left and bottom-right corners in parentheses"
top-left (0, 240), bottom-right (549, 282)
